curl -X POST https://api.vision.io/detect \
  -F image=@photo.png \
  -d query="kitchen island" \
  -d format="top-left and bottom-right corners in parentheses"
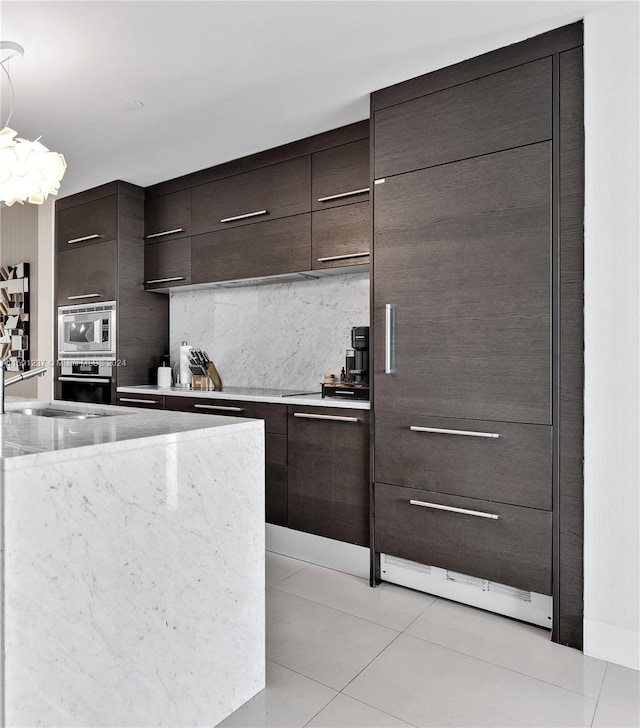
top-left (0, 400), bottom-right (265, 727)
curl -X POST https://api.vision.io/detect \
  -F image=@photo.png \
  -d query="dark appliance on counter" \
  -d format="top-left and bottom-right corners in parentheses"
top-left (323, 326), bottom-right (370, 401)
top-left (58, 361), bottom-right (114, 405)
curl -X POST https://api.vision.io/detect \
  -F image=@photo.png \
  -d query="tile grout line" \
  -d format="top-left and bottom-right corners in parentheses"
top-left (301, 693), bottom-right (342, 728)
top-left (394, 629), bottom-right (604, 703)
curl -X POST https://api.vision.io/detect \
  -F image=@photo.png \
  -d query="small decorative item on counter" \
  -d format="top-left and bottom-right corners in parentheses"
top-left (157, 366), bottom-right (172, 388)
top-left (323, 373), bottom-right (336, 384)
top-left (340, 367), bottom-right (346, 382)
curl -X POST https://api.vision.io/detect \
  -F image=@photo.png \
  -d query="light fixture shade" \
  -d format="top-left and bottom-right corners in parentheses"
top-left (0, 127), bottom-right (66, 206)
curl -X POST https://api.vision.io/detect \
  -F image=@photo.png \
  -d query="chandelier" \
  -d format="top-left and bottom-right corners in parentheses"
top-left (0, 41), bottom-right (66, 206)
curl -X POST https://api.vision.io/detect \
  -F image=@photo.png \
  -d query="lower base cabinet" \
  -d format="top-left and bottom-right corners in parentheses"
top-left (287, 406), bottom-right (370, 547)
top-left (374, 482), bottom-right (552, 595)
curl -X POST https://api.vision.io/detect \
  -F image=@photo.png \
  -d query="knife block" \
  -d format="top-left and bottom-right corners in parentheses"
top-left (191, 362), bottom-right (223, 391)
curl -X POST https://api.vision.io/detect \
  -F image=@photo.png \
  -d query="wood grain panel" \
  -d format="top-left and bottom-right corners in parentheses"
top-left (312, 139), bottom-right (370, 210)
top-left (145, 189), bottom-right (191, 241)
top-left (374, 58), bottom-right (551, 178)
top-left (144, 238), bottom-right (191, 289)
top-left (191, 156), bottom-right (310, 234)
top-left (266, 464), bottom-right (288, 527)
top-left (555, 46), bottom-right (585, 649)
top-left (312, 202), bottom-right (370, 270)
top-left (373, 143), bottom-right (552, 423)
top-left (56, 241), bottom-right (117, 305)
top-left (191, 214), bottom-right (311, 284)
top-left (375, 413), bottom-right (552, 509)
top-left (375, 482), bottom-right (552, 595)
top-left (164, 396), bottom-right (287, 434)
top-left (56, 195), bottom-right (118, 251)
top-left (288, 406), bottom-right (370, 546)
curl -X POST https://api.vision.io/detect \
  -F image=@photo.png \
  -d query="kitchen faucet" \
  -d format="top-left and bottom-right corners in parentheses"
top-left (0, 362), bottom-right (48, 414)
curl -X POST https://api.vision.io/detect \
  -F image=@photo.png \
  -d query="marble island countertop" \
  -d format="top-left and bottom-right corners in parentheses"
top-left (117, 384), bottom-right (371, 409)
top-left (0, 398), bottom-right (261, 467)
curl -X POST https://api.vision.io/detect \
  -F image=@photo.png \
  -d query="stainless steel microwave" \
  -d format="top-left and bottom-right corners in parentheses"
top-left (58, 301), bottom-right (116, 358)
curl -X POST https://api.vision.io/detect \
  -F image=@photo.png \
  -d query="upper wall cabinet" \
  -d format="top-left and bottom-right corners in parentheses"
top-left (144, 189), bottom-right (191, 243)
top-left (55, 194), bottom-right (119, 251)
top-left (311, 139), bottom-right (370, 210)
top-left (374, 57), bottom-right (552, 179)
top-left (191, 156), bottom-right (311, 235)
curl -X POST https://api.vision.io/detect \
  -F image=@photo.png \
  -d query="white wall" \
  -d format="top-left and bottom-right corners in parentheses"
top-left (170, 272), bottom-right (370, 391)
top-left (583, 1), bottom-right (640, 670)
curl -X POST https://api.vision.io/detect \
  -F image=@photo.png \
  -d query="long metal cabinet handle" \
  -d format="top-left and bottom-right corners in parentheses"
top-left (317, 252), bottom-right (370, 263)
top-left (67, 293), bottom-right (101, 300)
top-left (67, 234), bottom-right (102, 244)
top-left (293, 412), bottom-right (359, 423)
top-left (119, 398), bottom-right (158, 404)
top-left (409, 499), bottom-right (499, 520)
top-left (317, 187), bottom-right (370, 203)
top-left (144, 228), bottom-right (185, 239)
top-left (410, 425), bottom-right (500, 439)
top-left (385, 303), bottom-right (396, 374)
top-left (220, 210), bottom-right (268, 223)
top-left (145, 277), bottom-right (185, 284)
top-left (194, 404), bottom-right (244, 412)
top-left (59, 376), bottom-right (112, 383)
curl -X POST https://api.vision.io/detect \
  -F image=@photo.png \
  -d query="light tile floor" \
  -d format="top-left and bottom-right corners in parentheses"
top-left (218, 552), bottom-right (640, 728)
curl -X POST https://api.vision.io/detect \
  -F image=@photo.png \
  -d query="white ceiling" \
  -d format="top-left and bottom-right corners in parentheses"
top-left (0, 0), bottom-right (605, 198)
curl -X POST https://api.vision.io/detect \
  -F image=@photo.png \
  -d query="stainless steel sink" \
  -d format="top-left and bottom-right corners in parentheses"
top-left (11, 407), bottom-right (113, 419)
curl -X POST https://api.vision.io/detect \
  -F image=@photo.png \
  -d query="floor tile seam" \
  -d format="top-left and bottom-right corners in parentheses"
top-left (334, 691), bottom-right (420, 728)
top-left (265, 657), bottom-right (341, 695)
top-left (595, 662), bottom-right (610, 704)
top-left (399, 630), bottom-right (604, 702)
top-left (301, 693), bottom-right (342, 728)
top-left (268, 585), bottom-right (404, 634)
top-left (265, 564), bottom-right (312, 588)
top-left (400, 596), bottom-right (439, 634)
top-left (595, 696), bottom-right (640, 716)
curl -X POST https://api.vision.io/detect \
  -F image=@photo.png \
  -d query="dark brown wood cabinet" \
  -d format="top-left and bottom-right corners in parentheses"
top-left (373, 143), bottom-right (552, 424)
top-left (144, 238), bottom-right (191, 289)
top-left (55, 182), bottom-right (169, 399)
top-left (191, 156), bottom-right (311, 235)
top-left (145, 189), bottom-right (191, 242)
top-left (191, 214), bottom-right (311, 284)
top-left (374, 482), bottom-right (552, 595)
top-left (374, 57), bottom-right (552, 179)
top-left (55, 193), bottom-right (119, 251)
top-left (374, 413), bottom-right (552, 510)
top-left (116, 392), bottom-right (165, 409)
top-left (56, 240), bottom-right (117, 306)
top-left (312, 202), bottom-right (370, 270)
top-left (311, 138), bottom-right (370, 211)
top-left (287, 406), bottom-right (370, 546)
top-left (370, 23), bottom-right (584, 647)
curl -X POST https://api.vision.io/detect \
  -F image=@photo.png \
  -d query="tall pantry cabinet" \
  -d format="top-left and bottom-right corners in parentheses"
top-left (370, 24), bottom-right (584, 648)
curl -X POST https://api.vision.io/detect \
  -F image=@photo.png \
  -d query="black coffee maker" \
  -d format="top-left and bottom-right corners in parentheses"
top-left (323, 326), bottom-right (370, 401)
top-left (347, 326), bottom-right (369, 385)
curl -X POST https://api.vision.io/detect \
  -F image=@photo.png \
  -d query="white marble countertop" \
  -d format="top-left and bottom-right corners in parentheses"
top-left (1, 398), bottom-right (262, 468)
top-left (117, 385), bottom-right (371, 410)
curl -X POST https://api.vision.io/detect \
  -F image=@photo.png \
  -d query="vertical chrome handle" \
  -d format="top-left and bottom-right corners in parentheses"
top-left (385, 304), bottom-right (396, 374)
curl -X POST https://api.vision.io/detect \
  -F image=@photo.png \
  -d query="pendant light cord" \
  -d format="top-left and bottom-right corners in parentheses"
top-left (0, 58), bottom-right (16, 128)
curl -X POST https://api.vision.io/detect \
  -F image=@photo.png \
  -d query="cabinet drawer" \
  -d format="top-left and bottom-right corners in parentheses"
top-left (374, 58), bottom-right (551, 178)
top-left (375, 413), bottom-right (551, 510)
top-left (116, 393), bottom-right (165, 409)
top-left (312, 139), bottom-right (370, 211)
top-left (375, 482), bottom-right (552, 595)
top-left (165, 397), bottom-right (287, 434)
top-left (56, 241), bottom-right (117, 306)
top-left (312, 202), bottom-right (370, 270)
top-left (144, 238), bottom-right (191, 289)
top-left (145, 189), bottom-right (191, 242)
top-left (56, 195), bottom-right (118, 251)
top-left (266, 464), bottom-right (288, 527)
top-left (191, 214), bottom-right (311, 284)
top-left (191, 156), bottom-right (310, 234)
top-left (288, 406), bottom-right (370, 547)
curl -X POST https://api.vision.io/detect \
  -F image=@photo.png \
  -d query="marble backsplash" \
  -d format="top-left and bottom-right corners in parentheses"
top-left (170, 272), bottom-right (370, 391)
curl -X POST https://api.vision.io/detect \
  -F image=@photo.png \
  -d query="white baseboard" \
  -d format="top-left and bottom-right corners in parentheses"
top-left (584, 618), bottom-right (640, 670)
top-left (265, 524), bottom-right (369, 579)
